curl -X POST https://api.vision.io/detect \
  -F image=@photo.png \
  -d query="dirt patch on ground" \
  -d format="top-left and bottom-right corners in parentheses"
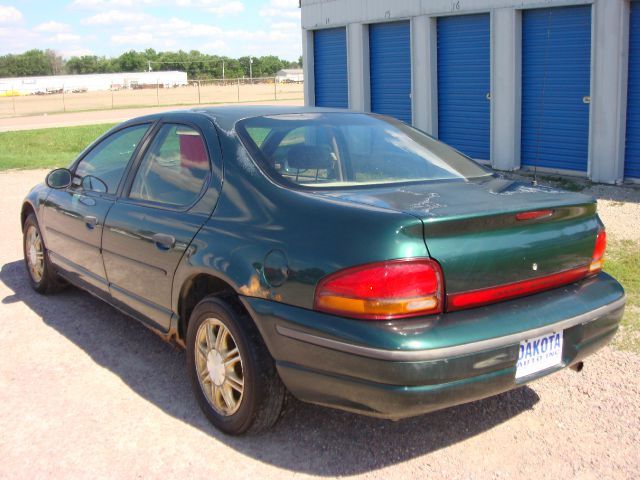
top-left (1, 170), bottom-right (639, 479)
top-left (0, 98), bottom-right (304, 133)
top-left (0, 82), bottom-right (303, 119)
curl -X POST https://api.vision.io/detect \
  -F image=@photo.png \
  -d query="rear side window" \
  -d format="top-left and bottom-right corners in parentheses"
top-left (129, 124), bottom-right (210, 207)
top-left (237, 113), bottom-right (491, 188)
top-left (75, 124), bottom-right (149, 194)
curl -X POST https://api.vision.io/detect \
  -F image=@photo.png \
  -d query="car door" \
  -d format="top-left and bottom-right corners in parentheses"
top-left (43, 123), bottom-right (152, 295)
top-left (101, 118), bottom-right (222, 332)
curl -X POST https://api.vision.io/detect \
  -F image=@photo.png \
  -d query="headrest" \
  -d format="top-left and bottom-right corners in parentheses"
top-left (286, 145), bottom-right (333, 170)
top-left (179, 133), bottom-right (208, 167)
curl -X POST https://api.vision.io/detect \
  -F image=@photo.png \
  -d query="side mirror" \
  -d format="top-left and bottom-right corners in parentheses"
top-left (45, 168), bottom-right (72, 189)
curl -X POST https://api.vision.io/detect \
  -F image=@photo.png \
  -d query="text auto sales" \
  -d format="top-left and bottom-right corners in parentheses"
top-left (517, 332), bottom-right (562, 365)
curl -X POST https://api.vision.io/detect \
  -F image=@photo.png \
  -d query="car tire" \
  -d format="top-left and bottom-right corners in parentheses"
top-left (186, 296), bottom-right (286, 435)
top-left (22, 213), bottom-right (65, 294)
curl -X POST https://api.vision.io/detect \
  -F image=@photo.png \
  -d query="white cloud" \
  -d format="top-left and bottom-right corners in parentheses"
top-left (81, 9), bottom-right (150, 25)
top-left (34, 21), bottom-right (71, 33)
top-left (271, 0), bottom-right (299, 7)
top-left (260, 8), bottom-right (300, 19)
top-left (201, 39), bottom-right (228, 52)
top-left (260, 0), bottom-right (300, 19)
top-left (270, 21), bottom-right (299, 31)
top-left (209, 1), bottom-right (244, 17)
top-left (0, 0), bottom-right (301, 61)
top-left (59, 47), bottom-right (94, 57)
top-left (0, 5), bottom-right (22, 23)
top-left (111, 32), bottom-right (153, 45)
top-left (136, 17), bottom-right (222, 38)
top-left (174, 0), bottom-right (244, 16)
top-left (71, 0), bottom-right (141, 8)
top-left (49, 33), bottom-right (82, 43)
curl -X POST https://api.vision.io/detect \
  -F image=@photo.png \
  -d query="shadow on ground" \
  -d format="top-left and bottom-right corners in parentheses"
top-left (1, 259), bottom-right (539, 476)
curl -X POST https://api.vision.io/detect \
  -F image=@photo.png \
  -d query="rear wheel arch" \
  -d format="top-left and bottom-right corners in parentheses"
top-left (178, 273), bottom-right (244, 341)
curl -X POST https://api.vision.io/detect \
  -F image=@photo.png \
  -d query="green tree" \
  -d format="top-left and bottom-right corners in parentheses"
top-left (115, 50), bottom-right (147, 72)
top-left (0, 48), bottom-right (302, 80)
top-left (0, 50), bottom-right (54, 77)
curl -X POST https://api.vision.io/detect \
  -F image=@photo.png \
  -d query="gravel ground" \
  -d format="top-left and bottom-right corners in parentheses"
top-left (584, 184), bottom-right (640, 242)
top-left (1, 170), bottom-right (639, 479)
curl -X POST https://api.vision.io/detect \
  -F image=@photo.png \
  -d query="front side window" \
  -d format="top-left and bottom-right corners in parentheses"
top-left (237, 113), bottom-right (491, 188)
top-left (75, 124), bottom-right (150, 194)
top-left (129, 124), bottom-right (210, 207)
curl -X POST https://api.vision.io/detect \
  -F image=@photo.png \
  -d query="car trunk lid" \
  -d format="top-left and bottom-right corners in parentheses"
top-left (317, 177), bottom-right (600, 309)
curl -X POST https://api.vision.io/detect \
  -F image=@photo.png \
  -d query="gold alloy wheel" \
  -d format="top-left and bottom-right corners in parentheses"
top-left (195, 318), bottom-right (245, 416)
top-left (25, 225), bottom-right (44, 283)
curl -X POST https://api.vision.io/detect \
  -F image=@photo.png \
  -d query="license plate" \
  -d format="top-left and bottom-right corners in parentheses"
top-left (515, 331), bottom-right (563, 379)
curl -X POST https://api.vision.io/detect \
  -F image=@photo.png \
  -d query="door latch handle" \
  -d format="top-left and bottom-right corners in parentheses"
top-left (84, 215), bottom-right (98, 229)
top-left (152, 233), bottom-right (175, 250)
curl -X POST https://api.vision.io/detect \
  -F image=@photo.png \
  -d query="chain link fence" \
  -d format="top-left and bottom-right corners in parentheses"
top-left (0, 77), bottom-right (304, 118)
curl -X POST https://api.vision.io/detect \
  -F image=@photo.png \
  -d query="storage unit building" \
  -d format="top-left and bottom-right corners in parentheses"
top-left (625, 0), bottom-right (640, 178)
top-left (312, 27), bottom-right (348, 108)
top-left (520, 5), bottom-right (592, 173)
top-left (369, 21), bottom-right (412, 123)
top-left (437, 13), bottom-right (491, 161)
top-left (301, 0), bottom-right (638, 184)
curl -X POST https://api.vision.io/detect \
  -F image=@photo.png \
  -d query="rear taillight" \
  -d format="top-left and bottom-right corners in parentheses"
top-left (589, 229), bottom-right (606, 273)
top-left (447, 265), bottom-right (590, 311)
top-left (314, 259), bottom-right (443, 320)
top-left (448, 228), bottom-right (607, 311)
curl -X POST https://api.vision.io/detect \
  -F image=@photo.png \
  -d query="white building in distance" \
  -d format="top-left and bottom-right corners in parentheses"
top-left (276, 69), bottom-right (304, 83)
top-left (0, 71), bottom-right (188, 95)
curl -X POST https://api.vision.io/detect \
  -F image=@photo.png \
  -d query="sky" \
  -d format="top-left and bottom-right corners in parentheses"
top-left (0, 0), bottom-right (302, 60)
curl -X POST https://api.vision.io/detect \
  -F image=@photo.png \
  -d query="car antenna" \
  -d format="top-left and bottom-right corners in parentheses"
top-left (532, 9), bottom-right (552, 188)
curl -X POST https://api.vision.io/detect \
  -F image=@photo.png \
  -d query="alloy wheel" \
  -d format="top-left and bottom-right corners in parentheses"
top-left (194, 318), bottom-right (245, 416)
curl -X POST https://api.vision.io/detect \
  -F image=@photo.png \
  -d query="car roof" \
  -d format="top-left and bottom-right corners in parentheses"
top-left (118, 106), bottom-right (356, 134)
top-left (192, 105), bottom-right (351, 132)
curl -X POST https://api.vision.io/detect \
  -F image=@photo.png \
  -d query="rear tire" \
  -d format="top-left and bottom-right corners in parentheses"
top-left (186, 296), bottom-right (286, 435)
top-left (22, 213), bottom-right (65, 294)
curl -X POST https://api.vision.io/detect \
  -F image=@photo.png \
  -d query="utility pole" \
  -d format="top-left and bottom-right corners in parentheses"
top-left (222, 60), bottom-right (225, 81)
top-left (249, 56), bottom-right (253, 82)
top-left (148, 60), bottom-right (152, 72)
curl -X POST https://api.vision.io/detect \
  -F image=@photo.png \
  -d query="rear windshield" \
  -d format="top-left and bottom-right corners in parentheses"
top-left (236, 113), bottom-right (491, 188)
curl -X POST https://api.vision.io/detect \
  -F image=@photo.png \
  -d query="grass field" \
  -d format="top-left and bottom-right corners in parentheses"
top-left (0, 123), bottom-right (115, 170)
top-left (605, 240), bottom-right (640, 352)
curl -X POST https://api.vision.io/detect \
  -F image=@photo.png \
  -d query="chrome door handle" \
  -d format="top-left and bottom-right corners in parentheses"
top-left (152, 233), bottom-right (175, 251)
top-left (84, 215), bottom-right (98, 229)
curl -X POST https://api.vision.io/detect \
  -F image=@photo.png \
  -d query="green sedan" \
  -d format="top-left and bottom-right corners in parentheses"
top-left (21, 107), bottom-right (625, 435)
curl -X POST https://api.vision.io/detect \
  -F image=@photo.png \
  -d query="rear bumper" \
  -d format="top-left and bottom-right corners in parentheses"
top-left (241, 273), bottom-right (625, 419)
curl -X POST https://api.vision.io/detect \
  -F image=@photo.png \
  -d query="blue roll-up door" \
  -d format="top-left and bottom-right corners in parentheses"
top-left (313, 27), bottom-right (348, 108)
top-left (369, 21), bottom-right (412, 123)
top-left (521, 6), bottom-right (592, 172)
top-left (625, 1), bottom-right (640, 178)
top-left (437, 14), bottom-right (491, 160)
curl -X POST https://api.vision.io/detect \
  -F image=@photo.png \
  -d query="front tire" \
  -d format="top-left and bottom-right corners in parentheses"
top-left (186, 296), bottom-right (286, 435)
top-left (22, 213), bottom-right (64, 294)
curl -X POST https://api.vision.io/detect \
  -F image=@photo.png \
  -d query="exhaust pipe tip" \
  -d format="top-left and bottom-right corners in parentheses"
top-left (570, 361), bottom-right (584, 373)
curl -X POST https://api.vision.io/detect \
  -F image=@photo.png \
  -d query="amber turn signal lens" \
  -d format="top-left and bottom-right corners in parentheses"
top-left (314, 259), bottom-right (443, 320)
top-left (589, 229), bottom-right (606, 273)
